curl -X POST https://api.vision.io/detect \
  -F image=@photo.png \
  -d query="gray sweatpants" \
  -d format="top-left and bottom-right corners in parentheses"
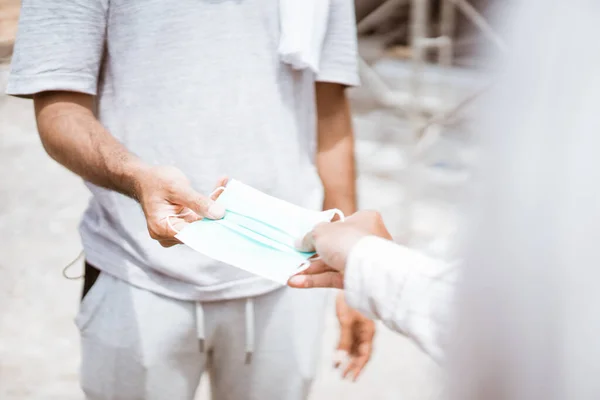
top-left (75, 273), bottom-right (328, 400)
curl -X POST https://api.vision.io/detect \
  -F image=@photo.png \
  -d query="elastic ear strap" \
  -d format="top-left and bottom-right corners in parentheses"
top-left (62, 250), bottom-right (85, 280)
top-left (296, 259), bottom-right (312, 273)
top-left (165, 209), bottom-right (194, 234)
top-left (166, 214), bottom-right (180, 234)
top-left (164, 186), bottom-right (226, 234)
top-left (211, 186), bottom-right (226, 198)
top-left (331, 208), bottom-right (346, 222)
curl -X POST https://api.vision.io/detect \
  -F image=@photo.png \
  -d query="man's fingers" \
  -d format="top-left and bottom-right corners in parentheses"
top-left (287, 272), bottom-right (343, 289)
top-left (159, 239), bottom-right (180, 248)
top-left (343, 343), bottom-right (372, 381)
top-left (297, 260), bottom-right (335, 275)
top-left (287, 259), bottom-right (343, 288)
top-left (342, 357), bottom-right (356, 379)
top-left (211, 176), bottom-right (229, 200)
top-left (216, 176), bottom-right (229, 188)
top-left (181, 210), bottom-right (201, 223)
top-left (178, 187), bottom-right (225, 219)
top-left (333, 349), bottom-right (350, 370)
top-left (344, 318), bottom-right (375, 380)
top-left (343, 357), bottom-right (363, 380)
top-left (162, 212), bottom-right (197, 234)
top-left (336, 315), bottom-right (354, 364)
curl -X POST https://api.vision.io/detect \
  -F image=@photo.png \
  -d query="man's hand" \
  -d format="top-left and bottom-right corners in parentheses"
top-left (289, 210), bottom-right (389, 381)
top-left (33, 91), bottom-right (228, 241)
top-left (314, 83), bottom-right (374, 382)
top-left (135, 167), bottom-right (227, 247)
top-left (334, 292), bottom-right (376, 381)
top-left (289, 210), bottom-right (392, 289)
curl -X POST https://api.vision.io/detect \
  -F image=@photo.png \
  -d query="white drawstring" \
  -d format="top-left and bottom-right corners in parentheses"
top-left (245, 298), bottom-right (254, 364)
top-left (182, 202), bottom-right (339, 361)
top-left (196, 302), bottom-right (206, 352)
top-left (196, 298), bottom-right (254, 360)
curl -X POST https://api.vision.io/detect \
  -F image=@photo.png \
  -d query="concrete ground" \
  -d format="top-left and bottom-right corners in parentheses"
top-left (0, 62), bottom-right (447, 399)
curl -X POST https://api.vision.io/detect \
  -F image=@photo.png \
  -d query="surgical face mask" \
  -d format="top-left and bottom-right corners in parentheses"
top-left (175, 179), bottom-right (343, 285)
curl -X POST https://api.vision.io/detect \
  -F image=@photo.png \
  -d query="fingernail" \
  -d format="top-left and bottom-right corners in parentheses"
top-left (207, 203), bottom-right (225, 219)
top-left (288, 276), bottom-right (305, 287)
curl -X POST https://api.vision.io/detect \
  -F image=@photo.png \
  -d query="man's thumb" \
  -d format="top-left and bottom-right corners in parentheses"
top-left (178, 187), bottom-right (225, 219)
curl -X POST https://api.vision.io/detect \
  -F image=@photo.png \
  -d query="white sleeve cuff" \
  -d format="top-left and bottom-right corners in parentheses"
top-left (6, 72), bottom-right (98, 98)
top-left (315, 69), bottom-right (361, 87)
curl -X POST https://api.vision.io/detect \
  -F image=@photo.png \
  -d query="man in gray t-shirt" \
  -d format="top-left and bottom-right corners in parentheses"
top-left (8, 0), bottom-right (375, 399)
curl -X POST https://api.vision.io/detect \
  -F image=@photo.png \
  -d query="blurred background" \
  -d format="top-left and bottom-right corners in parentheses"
top-left (0, 0), bottom-right (498, 398)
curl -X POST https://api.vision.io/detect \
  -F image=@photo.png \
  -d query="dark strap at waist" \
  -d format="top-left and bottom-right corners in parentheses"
top-left (81, 262), bottom-right (101, 301)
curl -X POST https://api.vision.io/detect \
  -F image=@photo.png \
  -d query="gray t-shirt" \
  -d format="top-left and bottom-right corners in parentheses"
top-left (7, 0), bottom-right (359, 301)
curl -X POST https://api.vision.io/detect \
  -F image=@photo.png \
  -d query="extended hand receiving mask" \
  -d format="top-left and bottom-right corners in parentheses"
top-left (175, 179), bottom-right (342, 285)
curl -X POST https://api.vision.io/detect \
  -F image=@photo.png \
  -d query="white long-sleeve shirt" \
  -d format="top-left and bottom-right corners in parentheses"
top-left (344, 236), bottom-right (458, 362)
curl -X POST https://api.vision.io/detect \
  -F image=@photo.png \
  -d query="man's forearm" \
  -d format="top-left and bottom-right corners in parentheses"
top-left (320, 134), bottom-right (356, 215)
top-left (34, 91), bottom-right (148, 199)
top-left (315, 83), bottom-right (357, 215)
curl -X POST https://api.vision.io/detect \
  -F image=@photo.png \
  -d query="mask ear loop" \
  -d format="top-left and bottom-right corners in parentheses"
top-left (61, 186), bottom-right (229, 279)
top-left (165, 186), bottom-right (228, 234)
top-left (296, 259), bottom-right (312, 273)
top-left (330, 208), bottom-right (346, 222)
top-left (210, 186), bottom-right (226, 199)
top-left (62, 249), bottom-right (85, 280)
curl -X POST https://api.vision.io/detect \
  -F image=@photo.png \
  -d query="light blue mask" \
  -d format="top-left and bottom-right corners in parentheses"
top-left (176, 179), bottom-right (341, 284)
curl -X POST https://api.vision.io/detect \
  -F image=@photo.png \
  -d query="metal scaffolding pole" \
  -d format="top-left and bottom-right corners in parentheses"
top-left (356, 0), bottom-right (506, 242)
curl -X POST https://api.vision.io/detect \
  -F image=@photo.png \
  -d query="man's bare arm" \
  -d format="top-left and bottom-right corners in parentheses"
top-left (315, 82), bottom-right (357, 215)
top-left (315, 82), bottom-right (374, 382)
top-left (33, 91), bottom-right (224, 247)
top-left (34, 91), bottom-right (147, 199)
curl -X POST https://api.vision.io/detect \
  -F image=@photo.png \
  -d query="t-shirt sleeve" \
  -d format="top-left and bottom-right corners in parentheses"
top-left (6, 0), bottom-right (108, 98)
top-left (316, 0), bottom-right (360, 87)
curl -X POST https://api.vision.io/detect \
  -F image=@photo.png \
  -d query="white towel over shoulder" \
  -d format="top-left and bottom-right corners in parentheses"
top-left (279, 0), bottom-right (330, 73)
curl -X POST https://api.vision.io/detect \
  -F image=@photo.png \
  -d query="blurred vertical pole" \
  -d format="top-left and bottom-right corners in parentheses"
top-left (409, 0), bottom-right (429, 121)
top-left (403, 0), bottom-right (430, 244)
top-left (439, 0), bottom-right (455, 67)
top-left (438, 0), bottom-right (455, 105)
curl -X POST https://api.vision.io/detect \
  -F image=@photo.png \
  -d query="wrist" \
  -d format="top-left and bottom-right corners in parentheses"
top-left (126, 160), bottom-right (153, 202)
